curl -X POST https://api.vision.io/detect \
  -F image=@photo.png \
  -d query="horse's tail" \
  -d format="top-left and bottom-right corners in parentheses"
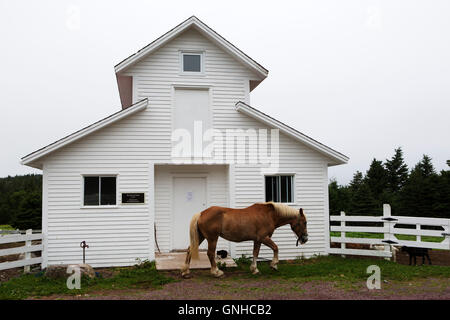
top-left (189, 212), bottom-right (202, 260)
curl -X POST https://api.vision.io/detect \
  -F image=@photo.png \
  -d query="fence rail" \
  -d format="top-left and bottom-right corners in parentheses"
top-left (328, 204), bottom-right (450, 258)
top-left (0, 229), bottom-right (44, 272)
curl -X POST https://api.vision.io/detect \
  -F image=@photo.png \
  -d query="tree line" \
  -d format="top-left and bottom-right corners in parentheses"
top-left (329, 148), bottom-right (450, 218)
top-left (0, 174), bottom-right (42, 230)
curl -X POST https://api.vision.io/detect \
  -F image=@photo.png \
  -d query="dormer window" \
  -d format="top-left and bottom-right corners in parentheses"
top-left (181, 52), bottom-right (203, 73)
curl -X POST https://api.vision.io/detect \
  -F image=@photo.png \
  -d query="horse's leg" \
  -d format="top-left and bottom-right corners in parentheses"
top-left (181, 246), bottom-right (193, 278)
top-left (250, 241), bottom-right (261, 275)
top-left (262, 237), bottom-right (279, 270)
top-left (207, 237), bottom-right (223, 278)
top-left (181, 233), bottom-right (205, 278)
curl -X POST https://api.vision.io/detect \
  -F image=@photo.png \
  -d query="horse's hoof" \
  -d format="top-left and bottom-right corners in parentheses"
top-left (181, 269), bottom-right (191, 279)
top-left (214, 270), bottom-right (224, 278)
top-left (251, 268), bottom-right (260, 275)
top-left (270, 264), bottom-right (278, 271)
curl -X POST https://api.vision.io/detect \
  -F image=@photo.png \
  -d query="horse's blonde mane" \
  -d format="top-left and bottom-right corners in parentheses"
top-left (262, 202), bottom-right (300, 219)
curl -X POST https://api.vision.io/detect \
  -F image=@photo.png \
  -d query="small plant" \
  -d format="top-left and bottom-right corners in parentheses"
top-left (233, 255), bottom-right (252, 267)
top-left (217, 261), bottom-right (227, 271)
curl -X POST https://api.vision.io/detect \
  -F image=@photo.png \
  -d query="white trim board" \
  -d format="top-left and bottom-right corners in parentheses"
top-left (21, 99), bottom-right (149, 168)
top-left (235, 101), bottom-right (349, 166)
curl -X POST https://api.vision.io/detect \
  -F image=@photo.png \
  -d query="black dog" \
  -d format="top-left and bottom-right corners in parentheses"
top-left (401, 246), bottom-right (432, 265)
top-left (216, 250), bottom-right (228, 259)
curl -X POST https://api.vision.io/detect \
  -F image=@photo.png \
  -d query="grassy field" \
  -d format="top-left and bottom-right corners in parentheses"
top-left (0, 225), bottom-right (14, 230)
top-left (0, 260), bottom-right (175, 300)
top-left (1, 255), bottom-right (449, 300)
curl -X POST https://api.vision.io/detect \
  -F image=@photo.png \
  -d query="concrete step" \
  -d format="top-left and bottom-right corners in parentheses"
top-left (155, 252), bottom-right (237, 271)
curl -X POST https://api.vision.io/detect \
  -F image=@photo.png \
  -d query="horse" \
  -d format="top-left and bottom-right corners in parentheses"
top-left (180, 202), bottom-right (308, 278)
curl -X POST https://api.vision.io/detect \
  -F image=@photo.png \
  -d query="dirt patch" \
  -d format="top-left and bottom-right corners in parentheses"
top-left (31, 269), bottom-right (450, 300)
top-left (396, 249), bottom-right (450, 266)
top-left (0, 268), bottom-right (23, 283)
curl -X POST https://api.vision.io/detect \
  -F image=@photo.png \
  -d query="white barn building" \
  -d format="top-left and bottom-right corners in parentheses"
top-left (21, 16), bottom-right (348, 268)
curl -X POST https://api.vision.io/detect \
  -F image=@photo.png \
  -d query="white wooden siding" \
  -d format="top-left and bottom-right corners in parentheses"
top-left (42, 26), bottom-right (330, 266)
top-left (44, 112), bottom-right (153, 267)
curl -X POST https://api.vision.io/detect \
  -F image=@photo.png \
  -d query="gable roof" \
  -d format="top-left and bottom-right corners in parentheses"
top-left (114, 16), bottom-right (268, 79)
top-left (21, 99), bottom-right (149, 169)
top-left (235, 101), bottom-right (349, 166)
top-left (21, 98), bottom-right (347, 169)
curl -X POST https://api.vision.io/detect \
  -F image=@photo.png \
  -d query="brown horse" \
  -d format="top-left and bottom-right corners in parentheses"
top-left (181, 202), bottom-right (308, 278)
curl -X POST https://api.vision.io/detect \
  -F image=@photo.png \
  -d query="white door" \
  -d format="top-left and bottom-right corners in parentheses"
top-left (172, 177), bottom-right (207, 250)
top-left (174, 88), bottom-right (210, 134)
top-left (173, 89), bottom-right (210, 160)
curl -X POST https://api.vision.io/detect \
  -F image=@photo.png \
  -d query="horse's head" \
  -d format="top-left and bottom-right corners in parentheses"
top-left (290, 208), bottom-right (308, 246)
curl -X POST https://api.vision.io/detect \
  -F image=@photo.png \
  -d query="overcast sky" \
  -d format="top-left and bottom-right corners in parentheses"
top-left (1, 0), bottom-right (449, 184)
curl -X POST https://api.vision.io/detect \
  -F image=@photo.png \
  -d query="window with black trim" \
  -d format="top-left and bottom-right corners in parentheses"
top-left (83, 176), bottom-right (117, 206)
top-left (265, 175), bottom-right (294, 203)
top-left (182, 53), bottom-right (202, 72)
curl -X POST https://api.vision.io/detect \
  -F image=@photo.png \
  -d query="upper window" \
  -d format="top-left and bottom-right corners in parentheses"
top-left (265, 175), bottom-right (294, 203)
top-left (84, 176), bottom-right (117, 206)
top-left (182, 53), bottom-right (202, 73)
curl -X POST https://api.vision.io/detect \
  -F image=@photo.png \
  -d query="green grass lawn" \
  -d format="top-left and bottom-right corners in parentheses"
top-left (0, 260), bottom-right (175, 300)
top-left (232, 255), bottom-right (450, 282)
top-left (330, 231), bottom-right (444, 243)
top-left (0, 225), bottom-right (14, 230)
top-left (1, 256), bottom-right (449, 300)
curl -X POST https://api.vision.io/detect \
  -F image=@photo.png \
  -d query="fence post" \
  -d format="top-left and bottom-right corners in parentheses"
top-left (24, 229), bottom-right (32, 273)
top-left (448, 221), bottom-right (450, 251)
top-left (383, 204), bottom-right (392, 261)
top-left (340, 211), bottom-right (346, 258)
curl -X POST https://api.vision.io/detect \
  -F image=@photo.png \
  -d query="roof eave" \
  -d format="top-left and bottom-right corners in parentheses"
top-left (114, 16), bottom-right (268, 79)
top-left (235, 101), bottom-right (349, 165)
top-left (21, 99), bottom-right (149, 167)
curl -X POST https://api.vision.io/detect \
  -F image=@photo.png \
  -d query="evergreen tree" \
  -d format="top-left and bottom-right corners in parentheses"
top-left (350, 183), bottom-right (379, 215)
top-left (414, 154), bottom-right (435, 177)
top-left (329, 179), bottom-right (351, 214)
top-left (433, 170), bottom-right (450, 218)
top-left (385, 147), bottom-right (409, 193)
top-left (12, 191), bottom-right (42, 230)
top-left (0, 174), bottom-right (42, 227)
top-left (348, 171), bottom-right (378, 215)
top-left (365, 158), bottom-right (387, 202)
top-left (398, 155), bottom-right (437, 216)
top-left (349, 171), bottom-right (364, 190)
top-left (329, 150), bottom-right (450, 219)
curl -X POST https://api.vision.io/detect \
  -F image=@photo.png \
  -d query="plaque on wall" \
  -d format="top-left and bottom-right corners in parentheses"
top-left (121, 193), bottom-right (145, 204)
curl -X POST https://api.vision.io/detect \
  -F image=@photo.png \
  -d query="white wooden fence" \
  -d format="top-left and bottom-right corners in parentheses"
top-left (0, 229), bottom-right (44, 272)
top-left (328, 204), bottom-right (450, 258)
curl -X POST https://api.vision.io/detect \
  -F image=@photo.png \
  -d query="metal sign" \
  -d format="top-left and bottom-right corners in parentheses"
top-left (122, 193), bottom-right (145, 204)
